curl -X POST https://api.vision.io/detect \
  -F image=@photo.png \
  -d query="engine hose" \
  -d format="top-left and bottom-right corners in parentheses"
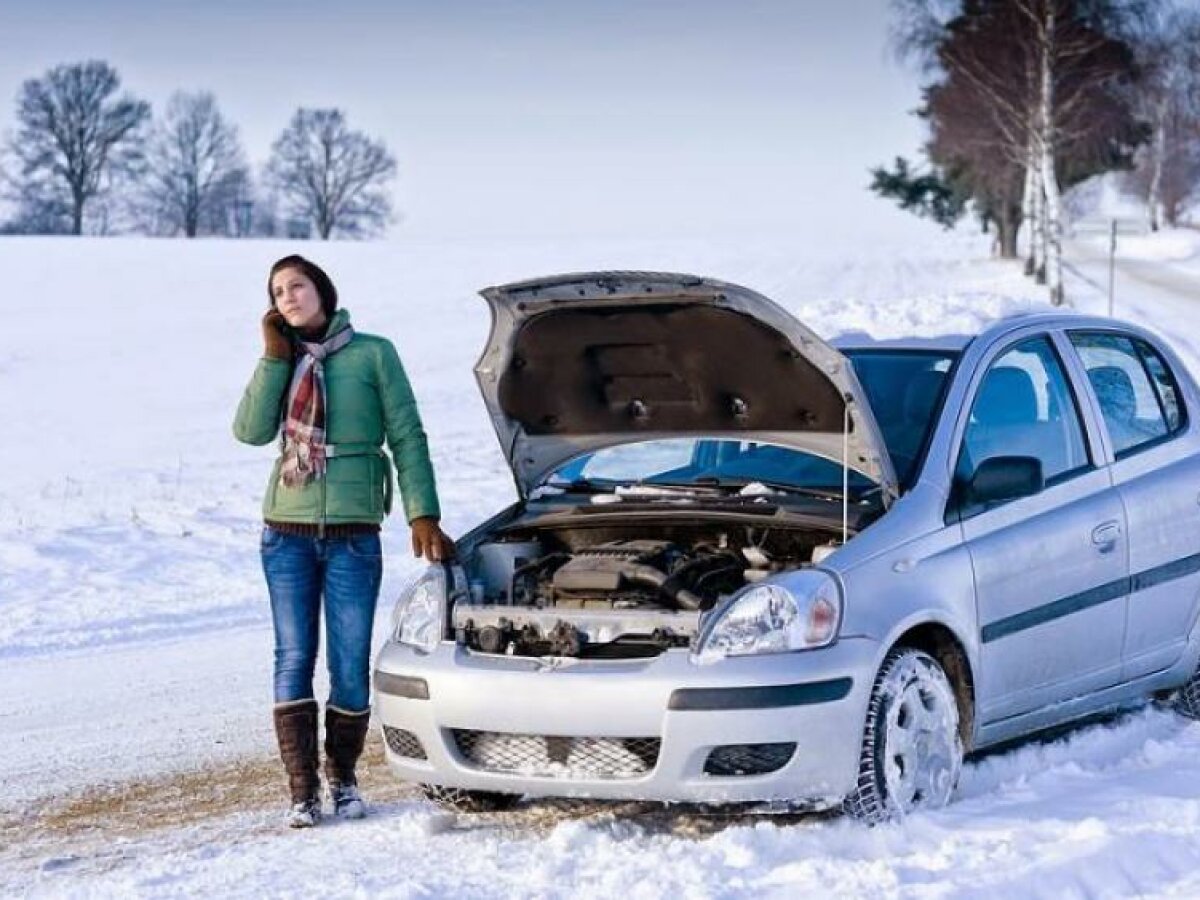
top-left (621, 564), bottom-right (703, 611)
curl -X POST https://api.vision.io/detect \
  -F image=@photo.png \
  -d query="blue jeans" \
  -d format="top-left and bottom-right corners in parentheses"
top-left (261, 527), bottom-right (383, 712)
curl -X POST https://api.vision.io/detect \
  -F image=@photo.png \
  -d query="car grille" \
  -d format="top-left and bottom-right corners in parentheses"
top-left (383, 726), bottom-right (427, 760)
top-left (450, 729), bottom-right (660, 780)
top-left (704, 742), bottom-right (796, 777)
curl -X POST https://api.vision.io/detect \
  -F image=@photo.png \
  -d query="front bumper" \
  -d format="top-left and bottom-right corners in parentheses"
top-left (374, 636), bottom-right (879, 804)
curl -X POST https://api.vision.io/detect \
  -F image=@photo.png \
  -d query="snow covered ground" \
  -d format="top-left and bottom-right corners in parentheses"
top-left (3, 224), bottom-right (1200, 898)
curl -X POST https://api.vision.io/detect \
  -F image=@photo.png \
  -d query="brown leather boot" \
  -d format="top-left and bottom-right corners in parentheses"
top-left (273, 698), bottom-right (322, 827)
top-left (325, 706), bottom-right (371, 819)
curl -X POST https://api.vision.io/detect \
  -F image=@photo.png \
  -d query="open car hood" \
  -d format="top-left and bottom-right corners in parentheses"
top-left (474, 271), bottom-right (898, 504)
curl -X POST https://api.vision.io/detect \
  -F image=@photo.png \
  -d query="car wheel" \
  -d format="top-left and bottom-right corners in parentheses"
top-left (1175, 665), bottom-right (1200, 720)
top-left (419, 783), bottom-right (522, 813)
top-left (843, 647), bottom-right (963, 823)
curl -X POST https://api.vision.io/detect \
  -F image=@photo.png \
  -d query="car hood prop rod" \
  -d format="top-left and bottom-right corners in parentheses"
top-left (842, 405), bottom-right (849, 546)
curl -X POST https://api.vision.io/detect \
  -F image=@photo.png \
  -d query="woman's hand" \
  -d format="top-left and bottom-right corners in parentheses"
top-left (262, 309), bottom-right (292, 360)
top-left (410, 516), bottom-right (455, 563)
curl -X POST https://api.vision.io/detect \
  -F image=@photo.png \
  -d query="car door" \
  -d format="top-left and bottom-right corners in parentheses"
top-left (954, 334), bottom-right (1128, 725)
top-left (1067, 329), bottom-right (1200, 680)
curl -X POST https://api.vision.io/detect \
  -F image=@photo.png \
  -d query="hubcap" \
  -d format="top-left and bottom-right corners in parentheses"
top-left (881, 655), bottom-right (961, 813)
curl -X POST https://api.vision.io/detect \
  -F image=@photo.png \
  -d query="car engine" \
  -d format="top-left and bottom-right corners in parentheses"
top-left (453, 525), bottom-right (830, 659)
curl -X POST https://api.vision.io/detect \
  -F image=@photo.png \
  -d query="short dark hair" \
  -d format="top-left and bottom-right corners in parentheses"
top-left (267, 255), bottom-right (338, 317)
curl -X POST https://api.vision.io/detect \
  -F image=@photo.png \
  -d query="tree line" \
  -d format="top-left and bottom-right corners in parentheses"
top-left (0, 60), bottom-right (397, 239)
top-left (871, 0), bottom-right (1200, 304)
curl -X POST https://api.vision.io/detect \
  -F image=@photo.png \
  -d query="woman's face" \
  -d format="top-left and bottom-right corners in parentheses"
top-left (271, 267), bottom-right (326, 330)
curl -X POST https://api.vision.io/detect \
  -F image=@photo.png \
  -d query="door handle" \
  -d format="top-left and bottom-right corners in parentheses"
top-left (1091, 521), bottom-right (1122, 547)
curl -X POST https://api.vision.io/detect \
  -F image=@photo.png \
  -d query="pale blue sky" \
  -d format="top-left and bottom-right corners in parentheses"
top-left (0, 0), bottom-right (928, 239)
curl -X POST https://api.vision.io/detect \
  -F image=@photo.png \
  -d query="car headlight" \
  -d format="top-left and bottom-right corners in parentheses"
top-left (391, 565), bottom-right (447, 653)
top-left (693, 570), bottom-right (843, 664)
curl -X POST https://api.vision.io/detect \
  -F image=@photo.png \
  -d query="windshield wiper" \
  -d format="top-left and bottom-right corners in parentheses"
top-left (683, 476), bottom-right (859, 502)
top-left (541, 479), bottom-right (624, 494)
top-left (542, 478), bottom-right (730, 497)
top-left (624, 480), bottom-right (728, 497)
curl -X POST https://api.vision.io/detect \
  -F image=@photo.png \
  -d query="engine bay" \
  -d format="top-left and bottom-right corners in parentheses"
top-left (453, 522), bottom-right (842, 659)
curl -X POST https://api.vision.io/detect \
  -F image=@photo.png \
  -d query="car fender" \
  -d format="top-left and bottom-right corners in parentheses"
top-left (835, 536), bottom-right (976, 652)
top-left (833, 520), bottom-right (981, 726)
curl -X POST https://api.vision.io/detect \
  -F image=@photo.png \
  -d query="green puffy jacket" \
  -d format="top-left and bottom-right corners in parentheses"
top-left (233, 309), bottom-right (441, 526)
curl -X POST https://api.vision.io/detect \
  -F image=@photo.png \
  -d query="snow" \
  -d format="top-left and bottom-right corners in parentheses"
top-left (1114, 230), bottom-right (1200, 265)
top-left (0, 228), bottom-right (1042, 660)
top-left (14, 706), bottom-right (1200, 899)
top-left (3, 225), bottom-right (1200, 897)
top-left (1077, 227), bottom-right (1200, 266)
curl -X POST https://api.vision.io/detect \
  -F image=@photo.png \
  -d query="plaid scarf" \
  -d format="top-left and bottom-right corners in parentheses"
top-left (279, 325), bottom-right (355, 488)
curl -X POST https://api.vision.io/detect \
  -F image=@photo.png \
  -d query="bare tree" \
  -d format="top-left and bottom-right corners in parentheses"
top-left (203, 167), bottom-right (255, 236)
top-left (926, 80), bottom-right (1029, 257)
top-left (886, 0), bottom-right (1144, 304)
top-left (7, 61), bottom-right (150, 235)
top-left (142, 91), bottom-right (248, 237)
top-left (266, 108), bottom-right (396, 240)
top-left (1023, 1), bottom-right (1145, 302)
top-left (888, 0), bottom-right (963, 70)
top-left (0, 179), bottom-right (72, 234)
top-left (1127, 4), bottom-right (1200, 230)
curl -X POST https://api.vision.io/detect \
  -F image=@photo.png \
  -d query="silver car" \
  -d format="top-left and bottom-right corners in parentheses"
top-left (375, 271), bottom-right (1200, 821)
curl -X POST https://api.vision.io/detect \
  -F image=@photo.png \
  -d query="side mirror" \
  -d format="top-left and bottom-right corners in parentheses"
top-left (967, 455), bottom-right (1044, 506)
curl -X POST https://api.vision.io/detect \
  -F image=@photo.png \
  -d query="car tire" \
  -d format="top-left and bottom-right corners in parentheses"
top-left (419, 783), bottom-right (522, 813)
top-left (1175, 665), bottom-right (1200, 720)
top-left (843, 647), bottom-right (963, 824)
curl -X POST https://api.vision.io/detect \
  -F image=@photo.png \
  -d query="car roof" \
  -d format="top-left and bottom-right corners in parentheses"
top-left (831, 311), bottom-right (1161, 356)
top-left (835, 336), bottom-right (974, 355)
top-left (832, 332), bottom-right (973, 353)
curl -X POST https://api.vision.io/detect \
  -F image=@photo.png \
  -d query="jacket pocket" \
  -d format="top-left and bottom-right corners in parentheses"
top-left (324, 455), bottom-right (375, 520)
top-left (267, 461), bottom-right (322, 519)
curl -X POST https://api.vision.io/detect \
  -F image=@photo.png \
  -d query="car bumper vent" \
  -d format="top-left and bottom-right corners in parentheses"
top-left (383, 726), bottom-right (427, 760)
top-left (451, 730), bottom-right (660, 780)
top-left (704, 742), bottom-right (796, 777)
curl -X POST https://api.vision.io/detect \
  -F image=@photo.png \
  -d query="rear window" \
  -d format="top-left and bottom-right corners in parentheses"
top-left (1068, 331), bottom-right (1186, 458)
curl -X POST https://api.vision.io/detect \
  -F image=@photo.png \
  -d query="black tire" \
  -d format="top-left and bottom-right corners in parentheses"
top-left (419, 783), bottom-right (522, 813)
top-left (843, 647), bottom-right (963, 824)
top-left (1175, 667), bottom-right (1200, 720)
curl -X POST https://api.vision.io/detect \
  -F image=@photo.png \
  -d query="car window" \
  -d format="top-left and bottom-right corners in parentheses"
top-left (1136, 339), bottom-right (1184, 433)
top-left (845, 350), bottom-right (956, 487)
top-left (956, 337), bottom-right (1090, 490)
top-left (1068, 332), bottom-right (1179, 457)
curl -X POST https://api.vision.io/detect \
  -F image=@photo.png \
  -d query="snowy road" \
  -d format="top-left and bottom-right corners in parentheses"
top-left (0, 626), bottom-right (273, 808)
top-left (8, 702), bottom-right (1200, 899)
top-left (1065, 230), bottom-right (1200, 373)
top-left (5, 229), bottom-right (1200, 897)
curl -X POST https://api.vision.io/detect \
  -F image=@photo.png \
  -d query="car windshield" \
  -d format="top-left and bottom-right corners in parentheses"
top-left (540, 349), bottom-right (957, 497)
top-left (844, 349), bottom-right (957, 487)
top-left (542, 438), bottom-right (877, 499)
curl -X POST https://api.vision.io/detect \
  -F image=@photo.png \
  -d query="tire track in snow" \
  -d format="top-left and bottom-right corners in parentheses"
top-left (7, 706), bottom-right (1200, 897)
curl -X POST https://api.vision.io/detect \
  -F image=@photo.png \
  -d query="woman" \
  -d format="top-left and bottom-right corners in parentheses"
top-left (234, 255), bottom-right (453, 828)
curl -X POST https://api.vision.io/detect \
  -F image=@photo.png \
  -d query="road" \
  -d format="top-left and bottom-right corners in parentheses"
top-left (1065, 233), bottom-right (1200, 372)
